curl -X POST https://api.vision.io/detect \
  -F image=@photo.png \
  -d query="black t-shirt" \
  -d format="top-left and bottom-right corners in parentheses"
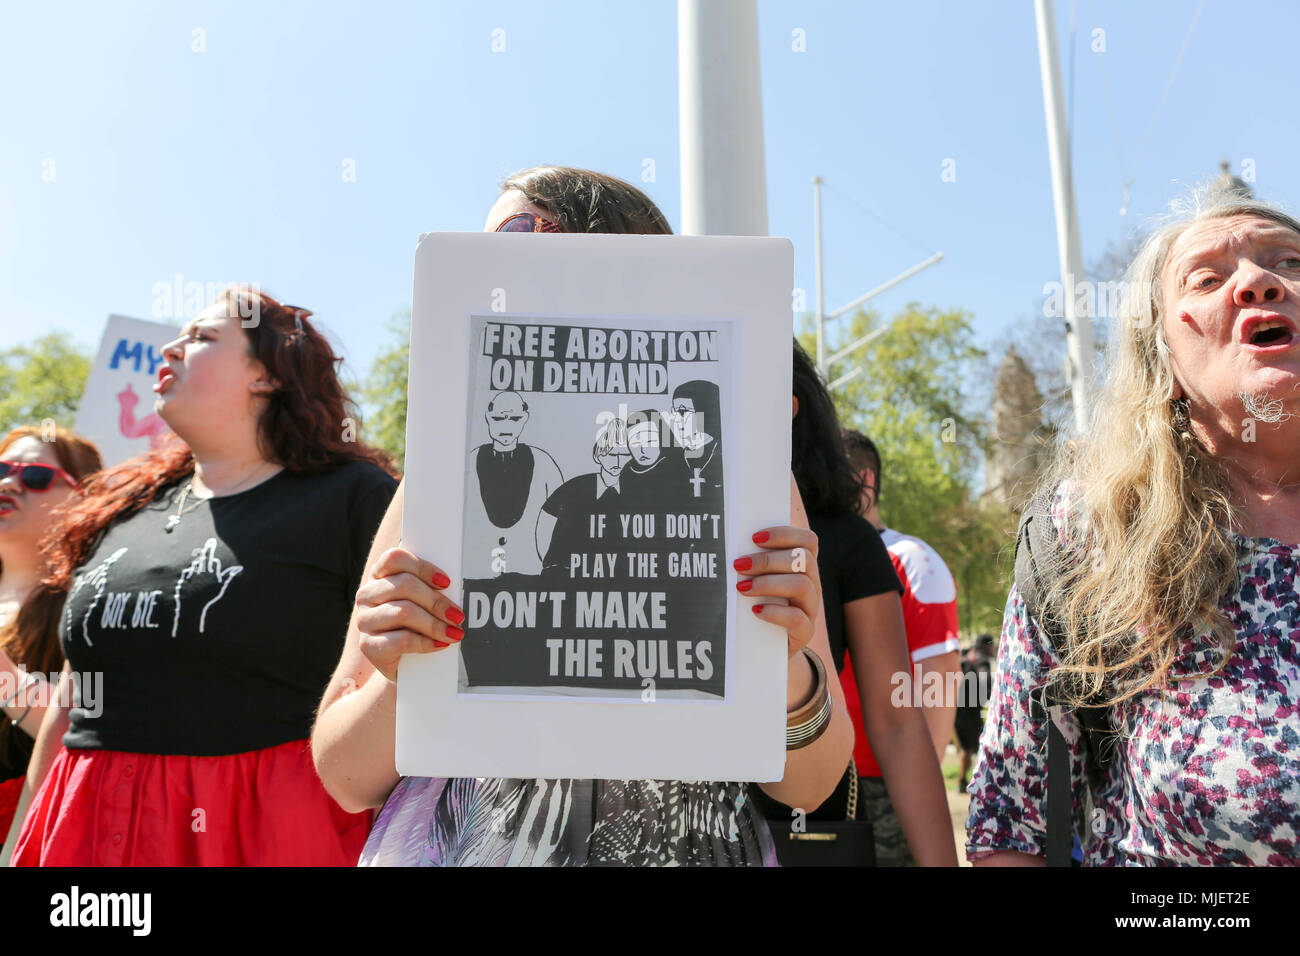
top-left (749, 510), bottom-right (901, 822)
top-left (807, 510), bottom-right (902, 674)
top-left (59, 461), bottom-right (396, 756)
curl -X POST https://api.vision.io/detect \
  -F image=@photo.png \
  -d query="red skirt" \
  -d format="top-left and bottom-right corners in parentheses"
top-left (10, 739), bottom-right (371, 866)
top-left (0, 775), bottom-right (23, 838)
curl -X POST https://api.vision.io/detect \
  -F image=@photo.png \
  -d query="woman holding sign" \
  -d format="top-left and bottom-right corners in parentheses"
top-left (10, 288), bottom-right (397, 866)
top-left (312, 166), bottom-right (855, 865)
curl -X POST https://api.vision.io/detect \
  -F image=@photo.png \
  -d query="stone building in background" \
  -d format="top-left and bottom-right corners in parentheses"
top-left (1210, 158), bottom-right (1253, 202)
top-left (983, 345), bottom-right (1049, 514)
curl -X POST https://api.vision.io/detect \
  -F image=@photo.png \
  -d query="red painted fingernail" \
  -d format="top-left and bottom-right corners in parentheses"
top-left (446, 607), bottom-right (465, 626)
top-left (446, 626), bottom-right (464, 641)
top-left (751, 604), bottom-right (764, 615)
top-left (432, 572), bottom-right (451, 589)
top-left (736, 579), bottom-right (753, 593)
top-left (752, 531), bottom-right (770, 544)
top-left (733, 556), bottom-right (752, 572)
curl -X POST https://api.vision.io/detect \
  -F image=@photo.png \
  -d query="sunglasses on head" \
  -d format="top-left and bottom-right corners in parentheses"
top-left (0, 461), bottom-right (79, 492)
top-left (495, 212), bottom-right (562, 234)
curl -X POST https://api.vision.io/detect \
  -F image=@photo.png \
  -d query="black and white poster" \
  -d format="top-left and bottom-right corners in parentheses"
top-left (458, 315), bottom-right (733, 700)
top-left (399, 231), bottom-right (790, 780)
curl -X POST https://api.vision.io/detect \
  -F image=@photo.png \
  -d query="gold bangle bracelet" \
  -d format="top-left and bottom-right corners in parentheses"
top-left (786, 647), bottom-right (831, 750)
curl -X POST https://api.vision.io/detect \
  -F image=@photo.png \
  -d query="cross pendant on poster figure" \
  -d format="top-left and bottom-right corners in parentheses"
top-left (690, 469), bottom-right (704, 497)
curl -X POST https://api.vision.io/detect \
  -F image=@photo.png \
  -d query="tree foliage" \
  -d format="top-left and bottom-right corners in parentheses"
top-left (359, 311), bottom-right (411, 472)
top-left (0, 333), bottom-right (93, 437)
top-left (800, 305), bottom-right (1015, 636)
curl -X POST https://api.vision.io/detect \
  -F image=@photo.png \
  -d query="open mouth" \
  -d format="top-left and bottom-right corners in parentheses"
top-left (1242, 316), bottom-right (1298, 350)
top-left (1250, 324), bottom-right (1294, 346)
top-left (154, 366), bottom-right (176, 393)
top-left (0, 495), bottom-right (17, 516)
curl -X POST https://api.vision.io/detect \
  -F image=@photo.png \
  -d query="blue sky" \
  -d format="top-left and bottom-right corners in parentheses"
top-left (2, 0), bottom-right (1295, 391)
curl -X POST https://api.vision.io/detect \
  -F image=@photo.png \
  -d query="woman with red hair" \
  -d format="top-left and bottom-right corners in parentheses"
top-left (9, 287), bottom-right (397, 866)
top-left (0, 426), bottom-right (101, 849)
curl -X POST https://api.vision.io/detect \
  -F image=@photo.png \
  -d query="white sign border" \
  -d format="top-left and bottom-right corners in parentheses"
top-left (397, 231), bottom-right (792, 782)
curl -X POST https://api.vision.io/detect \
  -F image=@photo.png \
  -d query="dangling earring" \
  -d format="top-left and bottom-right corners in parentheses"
top-left (1169, 395), bottom-right (1193, 443)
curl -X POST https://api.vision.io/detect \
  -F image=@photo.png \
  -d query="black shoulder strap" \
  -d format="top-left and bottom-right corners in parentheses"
top-left (1014, 492), bottom-right (1099, 867)
top-left (1043, 708), bottom-right (1075, 866)
top-left (1014, 493), bottom-right (1062, 643)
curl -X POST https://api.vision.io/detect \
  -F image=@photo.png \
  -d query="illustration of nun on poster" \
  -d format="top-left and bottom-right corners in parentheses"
top-left (457, 313), bottom-right (734, 701)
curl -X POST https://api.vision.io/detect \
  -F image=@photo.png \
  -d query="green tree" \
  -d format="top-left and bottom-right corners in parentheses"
top-left (799, 305), bottom-right (1015, 636)
top-left (0, 333), bottom-right (93, 436)
top-left (360, 311), bottom-right (411, 471)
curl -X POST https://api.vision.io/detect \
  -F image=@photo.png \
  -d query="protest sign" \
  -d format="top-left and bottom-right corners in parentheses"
top-left (399, 232), bottom-right (792, 780)
top-left (74, 315), bottom-right (178, 467)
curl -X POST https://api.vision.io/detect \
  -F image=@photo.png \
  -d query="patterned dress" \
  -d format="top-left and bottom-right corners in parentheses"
top-left (360, 777), bottom-right (777, 867)
top-left (965, 490), bottom-right (1300, 866)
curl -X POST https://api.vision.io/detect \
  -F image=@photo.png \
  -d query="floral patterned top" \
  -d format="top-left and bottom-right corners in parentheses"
top-left (965, 494), bottom-right (1300, 866)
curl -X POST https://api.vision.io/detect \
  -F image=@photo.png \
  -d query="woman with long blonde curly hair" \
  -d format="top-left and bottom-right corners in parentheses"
top-left (966, 188), bottom-right (1300, 866)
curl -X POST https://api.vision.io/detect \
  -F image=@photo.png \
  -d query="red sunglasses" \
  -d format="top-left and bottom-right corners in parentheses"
top-left (0, 461), bottom-right (79, 492)
top-left (495, 212), bottom-right (562, 233)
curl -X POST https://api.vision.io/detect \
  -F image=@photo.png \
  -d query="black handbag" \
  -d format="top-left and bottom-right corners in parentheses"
top-left (765, 760), bottom-right (876, 867)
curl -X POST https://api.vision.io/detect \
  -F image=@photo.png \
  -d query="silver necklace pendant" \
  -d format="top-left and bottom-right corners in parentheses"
top-left (164, 480), bottom-right (194, 534)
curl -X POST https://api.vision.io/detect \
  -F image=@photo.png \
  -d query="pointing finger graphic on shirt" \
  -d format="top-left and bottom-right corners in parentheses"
top-left (70, 547), bottom-right (129, 646)
top-left (171, 538), bottom-right (244, 637)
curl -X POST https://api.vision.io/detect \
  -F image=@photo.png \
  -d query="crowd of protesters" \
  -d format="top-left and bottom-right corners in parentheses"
top-left (1, 167), bottom-right (1296, 866)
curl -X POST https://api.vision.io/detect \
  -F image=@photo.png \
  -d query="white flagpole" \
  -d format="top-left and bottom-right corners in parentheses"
top-left (678, 0), bottom-right (769, 237)
top-left (1035, 0), bottom-right (1095, 435)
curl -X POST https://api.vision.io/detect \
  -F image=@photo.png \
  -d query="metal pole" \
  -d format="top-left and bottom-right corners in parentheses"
top-left (813, 176), bottom-right (825, 372)
top-left (678, 0), bottom-right (769, 236)
top-left (1034, 0), bottom-right (1095, 435)
top-left (826, 327), bottom-right (888, 367)
top-left (826, 252), bottom-right (944, 321)
top-left (828, 366), bottom-right (863, 392)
